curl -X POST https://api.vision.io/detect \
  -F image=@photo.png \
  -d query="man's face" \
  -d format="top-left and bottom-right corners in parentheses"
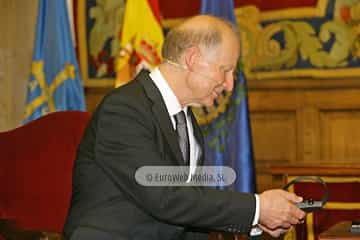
top-left (185, 36), bottom-right (240, 107)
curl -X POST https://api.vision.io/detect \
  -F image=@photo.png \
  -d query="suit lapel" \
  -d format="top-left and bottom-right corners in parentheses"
top-left (138, 71), bottom-right (185, 166)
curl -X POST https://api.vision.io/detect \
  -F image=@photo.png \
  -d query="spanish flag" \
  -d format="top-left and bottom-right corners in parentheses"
top-left (115, 0), bottom-right (164, 87)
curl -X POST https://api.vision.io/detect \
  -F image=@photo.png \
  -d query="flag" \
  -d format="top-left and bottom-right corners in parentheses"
top-left (24, 0), bottom-right (86, 123)
top-left (199, 0), bottom-right (256, 193)
top-left (115, 0), bottom-right (164, 87)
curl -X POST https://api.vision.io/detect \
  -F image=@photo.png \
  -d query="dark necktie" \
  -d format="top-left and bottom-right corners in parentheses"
top-left (174, 111), bottom-right (190, 165)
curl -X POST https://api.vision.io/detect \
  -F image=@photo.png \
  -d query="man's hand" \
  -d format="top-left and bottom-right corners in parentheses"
top-left (259, 189), bottom-right (305, 230)
top-left (258, 224), bottom-right (291, 238)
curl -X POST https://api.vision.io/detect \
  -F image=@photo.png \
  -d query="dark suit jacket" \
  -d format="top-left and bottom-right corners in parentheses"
top-left (63, 70), bottom-right (256, 240)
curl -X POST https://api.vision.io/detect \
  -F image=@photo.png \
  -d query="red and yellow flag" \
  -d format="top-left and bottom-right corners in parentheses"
top-left (115, 0), bottom-right (164, 87)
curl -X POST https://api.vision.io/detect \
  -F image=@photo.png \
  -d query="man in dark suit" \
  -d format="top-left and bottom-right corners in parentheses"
top-left (64, 15), bottom-right (305, 240)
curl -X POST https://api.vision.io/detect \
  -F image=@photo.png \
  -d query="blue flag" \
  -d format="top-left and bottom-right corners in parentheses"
top-left (24, 0), bottom-right (86, 123)
top-left (200, 0), bottom-right (256, 193)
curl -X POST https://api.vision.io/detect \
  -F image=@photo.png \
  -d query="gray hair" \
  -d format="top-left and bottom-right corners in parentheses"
top-left (162, 15), bottom-right (239, 62)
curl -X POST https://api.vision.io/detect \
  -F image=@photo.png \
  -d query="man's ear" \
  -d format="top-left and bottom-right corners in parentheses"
top-left (183, 46), bottom-right (200, 71)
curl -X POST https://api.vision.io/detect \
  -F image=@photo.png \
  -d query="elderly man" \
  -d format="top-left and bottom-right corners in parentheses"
top-left (64, 15), bottom-right (305, 240)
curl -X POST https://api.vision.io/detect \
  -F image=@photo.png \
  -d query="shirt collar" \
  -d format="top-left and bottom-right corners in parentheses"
top-left (149, 67), bottom-right (187, 116)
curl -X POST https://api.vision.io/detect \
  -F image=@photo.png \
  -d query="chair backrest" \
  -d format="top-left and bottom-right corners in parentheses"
top-left (0, 111), bottom-right (91, 232)
top-left (285, 176), bottom-right (360, 240)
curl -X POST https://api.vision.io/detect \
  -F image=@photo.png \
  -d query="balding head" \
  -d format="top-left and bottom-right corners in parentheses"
top-left (159, 15), bottom-right (240, 108)
top-left (161, 15), bottom-right (239, 62)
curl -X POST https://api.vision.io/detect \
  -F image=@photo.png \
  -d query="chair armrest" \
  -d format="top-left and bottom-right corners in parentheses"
top-left (0, 219), bottom-right (63, 240)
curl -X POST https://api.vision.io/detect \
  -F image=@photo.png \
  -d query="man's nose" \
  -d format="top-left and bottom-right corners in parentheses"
top-left (223, 76), bottom-right (234, 92)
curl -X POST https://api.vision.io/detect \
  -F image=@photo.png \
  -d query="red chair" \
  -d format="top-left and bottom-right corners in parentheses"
top-left (0, 111), bottom-right (91, 239)
top-left (285, 176), bottom-right (360, 240)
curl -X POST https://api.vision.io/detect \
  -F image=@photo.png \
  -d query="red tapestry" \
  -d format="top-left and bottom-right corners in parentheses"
top-left (158, 0), bottom-right (317, 19)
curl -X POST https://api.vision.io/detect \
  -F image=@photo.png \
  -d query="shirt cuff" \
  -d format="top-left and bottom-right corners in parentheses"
top-left (249, 194), bottom-right (263, 236)
top-left (252, 194), bottom-right (260, 225)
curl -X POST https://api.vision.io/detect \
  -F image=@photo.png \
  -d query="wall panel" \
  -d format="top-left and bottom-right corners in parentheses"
top-left (320, 110), bottom-right (360, 162)
top-left (249, 81), bottom-right (360, 192)
top-left (251, 111), bottom-right (297, 163)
